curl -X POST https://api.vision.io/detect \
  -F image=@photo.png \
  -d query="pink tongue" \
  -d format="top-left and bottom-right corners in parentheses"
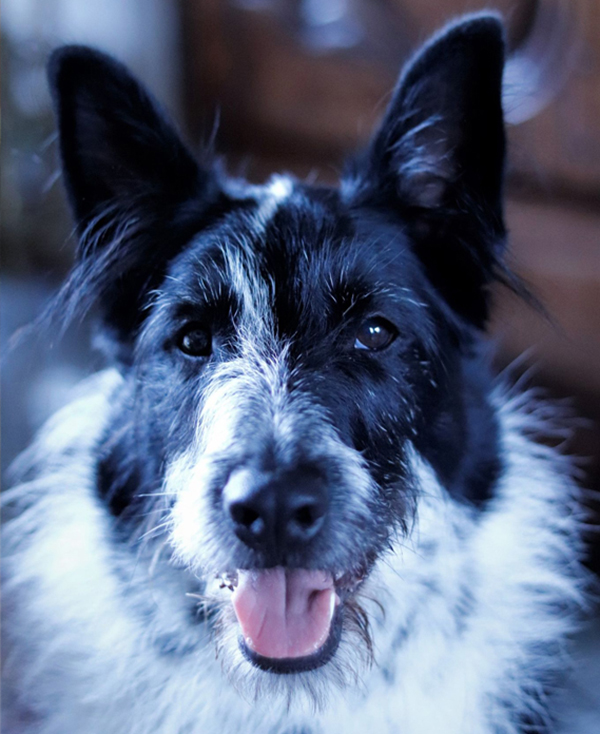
top-left (232, 568), bottom-right (336, 659)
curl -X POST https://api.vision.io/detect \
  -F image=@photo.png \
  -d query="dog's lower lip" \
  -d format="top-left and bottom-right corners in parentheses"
top-left (238, 606), bottom-right (344, 674)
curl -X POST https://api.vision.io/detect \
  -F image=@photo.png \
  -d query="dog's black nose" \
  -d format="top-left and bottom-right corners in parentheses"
top-left (223, 467), bottom-right (328, 553)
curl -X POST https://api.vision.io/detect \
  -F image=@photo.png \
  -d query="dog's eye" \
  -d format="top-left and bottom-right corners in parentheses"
top-left (178, 324), bottom-right (212, 357)
top-left (354, 317), bottom-right (397, 351)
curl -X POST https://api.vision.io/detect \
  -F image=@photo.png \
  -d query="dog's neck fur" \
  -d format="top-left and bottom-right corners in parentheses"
top-left (3, 369), bottom-right (585, 734)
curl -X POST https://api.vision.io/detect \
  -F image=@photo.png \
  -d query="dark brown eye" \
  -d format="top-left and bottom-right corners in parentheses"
top-left (178, 325), bottom-right (212, 357)
top-left (354, 317), bottom-right (397, 351)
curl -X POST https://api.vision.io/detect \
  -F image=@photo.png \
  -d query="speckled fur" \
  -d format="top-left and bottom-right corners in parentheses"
top-left (2, 371), bottom-right (586, 734)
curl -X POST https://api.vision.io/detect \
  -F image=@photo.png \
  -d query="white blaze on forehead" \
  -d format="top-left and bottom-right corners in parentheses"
top-left (254, 174), bottom-right (294, 230)
top-left (214, 174), bottom-right (294, 338)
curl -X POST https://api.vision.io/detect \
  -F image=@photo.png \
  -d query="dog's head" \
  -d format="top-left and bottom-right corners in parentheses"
top-left (48, 15), bottom-right (507, 697)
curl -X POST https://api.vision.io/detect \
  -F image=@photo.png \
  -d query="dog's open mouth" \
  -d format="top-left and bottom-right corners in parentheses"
top-left (220, 567), bottom-right (365, 674)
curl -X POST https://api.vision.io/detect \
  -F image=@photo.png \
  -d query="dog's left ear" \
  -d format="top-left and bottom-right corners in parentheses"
top-left (347, 15), bottom-right (506, 327)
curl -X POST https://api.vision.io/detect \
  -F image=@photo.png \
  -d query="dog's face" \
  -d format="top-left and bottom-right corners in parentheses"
top-left (49, 15), bottom-right (506, 691)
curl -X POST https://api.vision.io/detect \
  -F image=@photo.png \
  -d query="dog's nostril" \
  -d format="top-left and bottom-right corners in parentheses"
top-left (293, 503), bottom-right (320, 529)
top-left (230, 502), bottom-right (264, 534)
top-left (287, 498), bottom-right (326, 541)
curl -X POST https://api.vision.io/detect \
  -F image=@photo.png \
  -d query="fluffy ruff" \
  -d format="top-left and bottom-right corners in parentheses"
top-left (2, 370), bottom-right (586, 734)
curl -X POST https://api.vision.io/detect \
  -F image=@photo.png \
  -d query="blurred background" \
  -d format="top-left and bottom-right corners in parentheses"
top-left (2, 0), bottom-right (599, 728)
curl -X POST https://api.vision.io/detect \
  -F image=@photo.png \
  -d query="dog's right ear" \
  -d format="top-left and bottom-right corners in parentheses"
top-left (48, 46), bottom-right (220, 352)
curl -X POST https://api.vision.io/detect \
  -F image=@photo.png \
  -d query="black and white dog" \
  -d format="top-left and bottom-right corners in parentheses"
top-left (2, 14), bottom-right (586, 734)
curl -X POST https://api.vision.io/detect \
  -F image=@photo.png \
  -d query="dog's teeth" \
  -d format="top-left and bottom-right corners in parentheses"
top-left (216, 572), bottom-right (238, 591)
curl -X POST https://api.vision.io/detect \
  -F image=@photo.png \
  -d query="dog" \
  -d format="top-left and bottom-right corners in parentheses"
top-left (1, 14), bottom-right (587, 734)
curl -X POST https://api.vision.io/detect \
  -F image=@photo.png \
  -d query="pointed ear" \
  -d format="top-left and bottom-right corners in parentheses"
top-left (348, 15), bottom-right (507, 327)
top-left (47, 46), bottom-right (222, 351)
top-left (48, 45), bottom-right (210, 226)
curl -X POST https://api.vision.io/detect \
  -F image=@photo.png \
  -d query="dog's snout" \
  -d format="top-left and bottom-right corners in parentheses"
top-left (222, 467), bottom-right (328, 554)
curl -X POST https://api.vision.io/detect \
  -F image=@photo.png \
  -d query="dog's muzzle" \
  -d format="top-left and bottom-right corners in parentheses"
top-left (218, 464), bottom-right (366, 672)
